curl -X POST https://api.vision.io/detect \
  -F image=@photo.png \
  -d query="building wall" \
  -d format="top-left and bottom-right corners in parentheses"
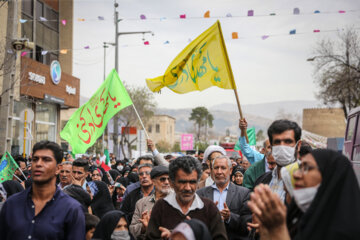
top-left (302, 108), bottom-right (346, 138)
top-left (147, 115), bottom-right (176, 146)
top-left (59, 0), bottom-right (73, 75)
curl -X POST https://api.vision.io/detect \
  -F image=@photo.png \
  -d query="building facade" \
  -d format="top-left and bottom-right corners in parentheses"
top-left (147, 115), bottom-right (176, 146)
top-left (0, 0), bottom-right (79, 156)
top-left (302, 108), bottom-right (346, 138)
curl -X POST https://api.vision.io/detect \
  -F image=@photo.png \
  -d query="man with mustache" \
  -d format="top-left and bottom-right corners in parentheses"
top-left (58, 161), bottom-right (72, 190)
top-left (197, 155), bottom-right (252, 240)
top-left (121, 163), bottom-right (154, 223)
top-left (0, 141), bottom-right (85, 239)
top-left (146, 156), bottom-right (227, 239)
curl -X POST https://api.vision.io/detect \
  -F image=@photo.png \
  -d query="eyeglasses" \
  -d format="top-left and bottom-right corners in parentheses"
top-left (139, 171), bottom-right (151, 176)
top-left (92, 174), bottom-right (101, 177)
top-left (159, 177), bottom-right (170, 182)
top-left (298, 163), bottom-right (318, 174)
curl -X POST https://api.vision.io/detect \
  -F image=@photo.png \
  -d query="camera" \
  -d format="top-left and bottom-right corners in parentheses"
top-left (11, 38), bottom-right (34, 51)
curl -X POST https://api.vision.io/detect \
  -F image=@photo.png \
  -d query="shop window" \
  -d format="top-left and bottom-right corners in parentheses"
top-left (44, 6), bottom-right (58, 31)
top-left (22, 0), bottom-right (33, 17)
top-left (35, 103), bottom-right (57, 142)
top-left (36, 0), bottom-right (43, 20)
top-left (35, 45), bottom-right (44, 63)
top-left (156, 124), bottom-right (160, 133)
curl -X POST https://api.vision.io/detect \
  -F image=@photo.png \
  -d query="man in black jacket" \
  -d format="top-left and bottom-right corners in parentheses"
top-left (120, 163), bottom-right (154, 223)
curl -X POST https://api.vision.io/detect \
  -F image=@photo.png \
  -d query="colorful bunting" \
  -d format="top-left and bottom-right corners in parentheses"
top-left (314, 10), bottom-right (320, 14)
top-left (19, 19), bottom-right (28, 23)
top-left (41, 50), bottom-right (48, 55)
top-left (140, 14), bottom-right (146, 20)
top-left (313, 29), bottom-right (320, 33)
top-left (248, 10), bottom-right (254, 16)
top-left (6, 49), bottom-right (13, 54)
top-left (226, 13), bottom-right (232, 17)
top-left (21, 51), bottom-right (28, 57)
top-left (289, 29), bottom-right (296, 35)
top-left (160, 17), bottom-right (167, 21)
top-left (77, 18), bottom-right (85, 21)
top-left (98, 16), bottom-right (105, 20)
top-left (61, 19), bottom-right (67, 26)
top-left (164, 41), bottom-right (170, 44)
top-left (180, 14), bottom-right (186, 19)
top-left (261, 35), bottom-right (269, 40)
top-left (144, 41), bottom-right (149, 45)
top-left (39, 16), bottom-right (47, 22)
top-left (204, 11), bottom-right (210, 18)
top-left (339, 10), bottom-right (346, 13)
top-left (293, 8), bottom-right (300, 15)
top-left (60, 49), bottom-right (68, 54)
top-left (84, 46), bottom-right (90, 49)
top-left (232, 32), bottom-right (239, 39)
top-left (270, 13), bottom-right (276, 16)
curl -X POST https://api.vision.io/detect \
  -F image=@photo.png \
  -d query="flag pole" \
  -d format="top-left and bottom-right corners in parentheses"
top-left (18, 167), bottom-right (28, 180)
top-left (13, 173), bottom-right (23, 183)
top-left (217, 20), bottom-right (249, 143)
top-left (131, 105), bottom-right (150, 139)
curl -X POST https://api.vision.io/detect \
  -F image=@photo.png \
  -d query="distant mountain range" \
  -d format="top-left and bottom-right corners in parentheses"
top-left (156, 100), bottom-right (325, 136)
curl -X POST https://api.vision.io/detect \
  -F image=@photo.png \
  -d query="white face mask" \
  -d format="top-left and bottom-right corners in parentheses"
top-left (272, 145), bottom-right (295, 166)
top-left (293, 184), bottom-right (320, 213)
top-left (111, 230), bottom-right (130, 240)
top-left (117, 165), bottom-right (124, 171)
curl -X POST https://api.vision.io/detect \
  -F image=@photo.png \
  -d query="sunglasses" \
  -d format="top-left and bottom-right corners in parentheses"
top-left (159, 177), bottom-right (170, 182)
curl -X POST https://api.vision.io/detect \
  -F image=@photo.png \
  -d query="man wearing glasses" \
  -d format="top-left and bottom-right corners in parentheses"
top-left (121, 163), bottom-right (154, 223)
top-left (146, 156), bottom-right (227, 239)
top-left (130, 165), bottom-right (171, 239)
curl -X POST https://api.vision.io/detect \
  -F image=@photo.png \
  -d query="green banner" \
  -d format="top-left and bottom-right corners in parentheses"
top-left (0, 152), bottom-right (19, 183)
top-left (104, 149), bottom-right (110, 165)
top-left (60, 69), bottom-right (133, 154)
top-left (234, 127), bottom-right (257, 150)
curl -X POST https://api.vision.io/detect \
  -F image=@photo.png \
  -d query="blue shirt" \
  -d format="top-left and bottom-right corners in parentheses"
top-left (211, 183), bottom-right (230, 211)
top-left (239, 136), bottom-right (264, 164)
top-left (0, 185), bottom-right (85, 240)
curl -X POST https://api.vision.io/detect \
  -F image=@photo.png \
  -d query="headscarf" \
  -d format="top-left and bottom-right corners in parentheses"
top-left (231, 165), bottom-right (245, 185)
top-left (109, 169), bottom-right (120, 182)
top-left (2, 180), bottom-right (24, 197)
top-left (171, 219), bottom-right (211, 240)
top-left (280, 161), bottom-right (299, 198)
top-left (92, 210), bottom-right (134, 240)
top-left (90, 180), bottom-right (115, 219)
top-left (294, 149), bottom-right (360, 240)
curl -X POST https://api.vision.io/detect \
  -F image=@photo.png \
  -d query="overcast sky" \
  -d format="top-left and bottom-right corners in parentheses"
top-left (73, 0), bottom-right (360, 109)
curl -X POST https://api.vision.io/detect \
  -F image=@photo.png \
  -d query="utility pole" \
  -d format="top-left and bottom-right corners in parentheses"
top-left (112, 1), bottom-right (153, 159)
top-left (0, 0), bottom-right (18, 153)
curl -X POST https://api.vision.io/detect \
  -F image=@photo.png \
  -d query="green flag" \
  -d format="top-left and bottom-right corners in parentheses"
top-left (0, 152), bottom-right (19, 183)
top-left (104, 149), bottom-right (110, 165)
top-left (60, 69), bottom-right (133, 154)
top-left (234, 127), bottom-right (257, 150)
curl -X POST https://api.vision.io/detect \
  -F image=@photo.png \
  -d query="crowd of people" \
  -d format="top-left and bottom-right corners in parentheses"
top-left (0, 118), bottom-right (359, 240)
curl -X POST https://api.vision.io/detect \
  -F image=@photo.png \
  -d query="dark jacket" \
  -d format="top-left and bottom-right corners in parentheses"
top-left (243, 157), bottom-right (266, 190)
top-left (197, 182), bottom-right (252, 240)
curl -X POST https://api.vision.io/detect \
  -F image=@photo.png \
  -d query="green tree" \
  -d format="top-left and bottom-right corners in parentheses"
top-left (311, 28), bottom-right (360, 118)
top-left (256, 129), bottom-right (265, 142)
top-left (189, 107), bottom-right (214, 141)
top-left (156, 140), bottom-right (172, 153)
top-left (117, 84), bottom-right (157, 158)
top-left (172, 142), bottom-right (181, 152)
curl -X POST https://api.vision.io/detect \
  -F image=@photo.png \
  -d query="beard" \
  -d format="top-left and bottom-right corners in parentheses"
top-left (214, 175), bottom-right (230, 186)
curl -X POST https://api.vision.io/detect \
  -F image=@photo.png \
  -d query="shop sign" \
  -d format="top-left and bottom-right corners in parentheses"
top-left (66, 85), bottom-right (76, 95)
top-left (28, 72), bottom-right (45, 84)
top-left (50, 60), bottom-right (62, 85)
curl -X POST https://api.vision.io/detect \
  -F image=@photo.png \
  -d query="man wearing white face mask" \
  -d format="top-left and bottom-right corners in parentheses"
top-left (253, 119), bottom-right (302, 202)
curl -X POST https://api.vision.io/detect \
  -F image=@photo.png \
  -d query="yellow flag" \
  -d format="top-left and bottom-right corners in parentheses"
top-left (146, 20), bottom-right (236, 94)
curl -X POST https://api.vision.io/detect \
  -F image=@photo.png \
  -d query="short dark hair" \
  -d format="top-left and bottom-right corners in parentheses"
top-left (169, 156), bottom-right (202, 182)
top-left (198, 150), bottom-right (204, 155)
top-left (73, 158), bottom-right (89, 172)
top-left (15, 155), bottom-right (26, 166)
top-left (136, 155), bottom-right (154, 165)
top-left (267, 119), bottom-right (301, 145)
top-left (201, 163), bottom-right (209, 171)
top-left (299, 140), bottom-right (312, 158)
top-left (85, 213), bottom-right (100, 232)
top-left (32, 141), bottom-right (63, 164)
